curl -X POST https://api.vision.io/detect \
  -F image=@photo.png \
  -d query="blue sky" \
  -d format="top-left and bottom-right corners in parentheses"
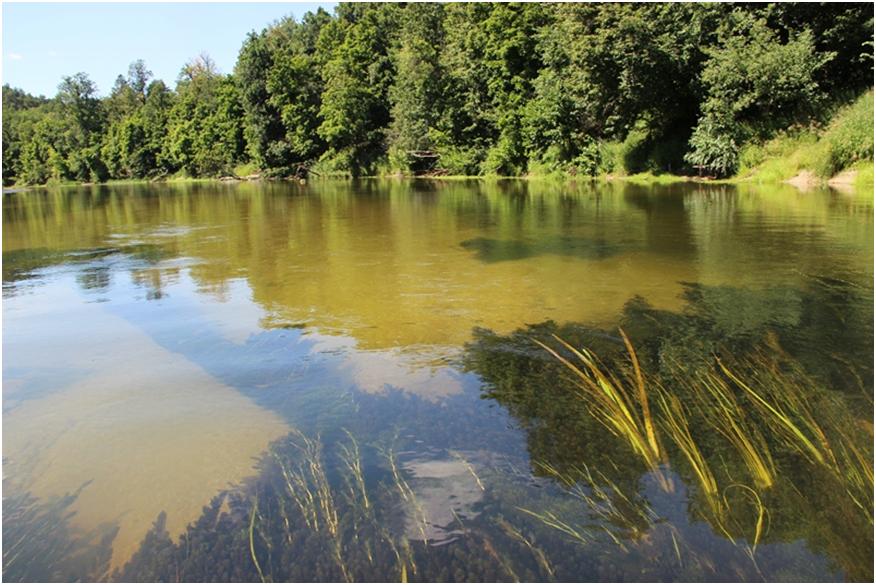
top-left (2, 2), bottom-right (337, 97)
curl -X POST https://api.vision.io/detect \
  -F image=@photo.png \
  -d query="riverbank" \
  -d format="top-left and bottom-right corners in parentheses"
top-left (7, 166), bottom-right (872, 195)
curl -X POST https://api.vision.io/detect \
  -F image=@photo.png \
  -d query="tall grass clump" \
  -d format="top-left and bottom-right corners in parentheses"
top-left (735, 129), bottom-right (820, 182)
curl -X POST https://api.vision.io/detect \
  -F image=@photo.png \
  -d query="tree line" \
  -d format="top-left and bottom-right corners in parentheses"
top-left (3, 2), bottom-right (873, 185)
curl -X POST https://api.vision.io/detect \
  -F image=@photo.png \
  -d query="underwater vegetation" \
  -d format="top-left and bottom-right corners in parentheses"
top-left (464, 282), bottom-right (873, 582)
top-left (108, 382), bottom-right (857, 583)
top-left (2, 484), bottom-right (115, 581)
top-left (25, 280), bottom-right (858, 583)
top-left (112, 430), bottom-right (573, 582)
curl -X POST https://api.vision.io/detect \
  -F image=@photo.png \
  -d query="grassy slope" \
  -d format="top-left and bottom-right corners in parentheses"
top-left (735, 90), bottom-right (874, 189)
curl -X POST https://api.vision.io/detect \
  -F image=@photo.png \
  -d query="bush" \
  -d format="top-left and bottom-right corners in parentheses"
top-left (597, 141), bottom-right (624, 175)
top-left (433, 144), bottom-right (479, 176)
top-left (684, 116), bottom-right (741, 177)
top-left (619, 123), bottom-right (650, 174)
top-left (570, 140), bottom-right (601, 176)
top-left (480, 131), bottom-right (524, 176)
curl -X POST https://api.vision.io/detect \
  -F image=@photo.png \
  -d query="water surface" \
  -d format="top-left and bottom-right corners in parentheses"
top-left (3, 179), bottom-right (872, 581)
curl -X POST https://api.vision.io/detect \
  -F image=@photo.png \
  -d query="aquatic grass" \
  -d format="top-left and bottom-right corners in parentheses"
top-left (273, 451), bottom-right (319, 531)
top-left (516, 507), bottom-right (593, 546)
top-left (495, 516), bottom-right (555, 579)
top-left (714, 351), bottom-right (874, 515)
top-left (534, 330), bottom-right (666, 484)
top-left (2, 487), bottom-right (114, 582)
top-left (721, 485), bottom-right (768, 554)
top-left (681, 366), bottom-right (776, 489)
top-left (339, 429), bottom-right (370, 510)
top-left (708, 484), bottom-right (769, 580)
top-left (450, 450), bottom-right (486, 492)
top-left (537, 331), bottom-right (870, 496)
top-left (534, 460), bottom-right (656, 546)
top-left (272, 430), bottom-right (351, 581)
top-left (248, 497), bottom-right (267, 583)
top-left (715, 349), bottom-right (840, 470)
top-left (480, 532), bottom-right (521, 582)
top-left (382, 444), bottom-right (430, 545)
top-left (656, 393), bottom-right (719, 504)
top-left (834, 429), bottom-right (874, 518)
top-left (535, 329), bottom-right (873, 574)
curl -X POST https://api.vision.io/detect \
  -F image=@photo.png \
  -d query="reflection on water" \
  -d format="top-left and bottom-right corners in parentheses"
top-left (2, 179), bottom-right (872, 581)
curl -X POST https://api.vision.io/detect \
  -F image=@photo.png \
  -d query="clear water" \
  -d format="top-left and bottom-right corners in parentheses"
top-left (3, 179), bottom-right (872, 581)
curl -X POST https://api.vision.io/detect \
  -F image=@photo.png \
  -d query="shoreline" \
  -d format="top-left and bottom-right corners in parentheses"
top-left (5, 166), bottom-right (872, 194)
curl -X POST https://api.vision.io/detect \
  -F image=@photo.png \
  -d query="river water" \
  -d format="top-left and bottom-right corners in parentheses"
top-left (3, 179), bottom-right (872, 581)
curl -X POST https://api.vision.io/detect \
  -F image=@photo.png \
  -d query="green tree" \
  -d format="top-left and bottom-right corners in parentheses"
top-left (166, 55), bottom-right (244, 177)
top-left (2, 85), bottom-right (50, 184)
top-left (317, 4), bottom-right (399, 175)
top-left (386, 3), bottom-right (445, 172)
top-left (266, 9), bottom-right (332, 171)
top-left (687, 12), bottom-right (834, 175)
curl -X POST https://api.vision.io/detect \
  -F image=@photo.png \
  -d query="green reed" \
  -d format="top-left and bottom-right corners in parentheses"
top-left (534, 330), bottom-right (667, 488)
top-left (535, 329), bottom-right (873, 573)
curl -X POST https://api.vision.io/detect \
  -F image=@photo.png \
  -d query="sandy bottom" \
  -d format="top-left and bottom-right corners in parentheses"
top-left (3, 294), bottom-right (289, 572)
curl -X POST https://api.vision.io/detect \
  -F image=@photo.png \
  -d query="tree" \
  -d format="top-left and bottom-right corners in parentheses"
top-left (58, 72), bottom-right (104, 137)
top-left (127, 59), bottom-right (153, 95)
top-left (686, 11), bottom-right (834, 175)
top-left (317, 4), bottom-right (399, 175)
top-left (236, 30), bottom-right (285, 171)
top-left (2, 85), bottom-right (50, 184)
top-left (266, 9), bottom-right (333, 170)
top-left (386, 3), bottom-right (446, 171)
top-left (165, 55), bottom-right (244, 176)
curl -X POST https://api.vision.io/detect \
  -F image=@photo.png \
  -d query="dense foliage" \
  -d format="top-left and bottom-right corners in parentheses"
top-left (3, 2), bottom-right (873, 184)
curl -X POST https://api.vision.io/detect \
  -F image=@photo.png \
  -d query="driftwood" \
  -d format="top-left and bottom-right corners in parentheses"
top-left (406, 150), bottom-right (446, 175)
top-left (407, 150), bottom-right (440, 159)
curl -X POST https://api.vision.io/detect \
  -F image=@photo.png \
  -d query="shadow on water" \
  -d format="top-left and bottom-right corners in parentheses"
top-left (460, 236), bottom-right (630, 263)
top-left (3, 243), bottom-right (170, 296)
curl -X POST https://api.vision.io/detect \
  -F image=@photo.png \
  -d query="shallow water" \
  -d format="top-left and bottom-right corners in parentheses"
top-left (2, 179), bottom-right (872, 581)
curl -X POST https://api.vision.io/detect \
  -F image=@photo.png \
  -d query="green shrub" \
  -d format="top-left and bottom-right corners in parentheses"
top-left (684, 116), bottom-right (741, 177)
top-left (597, 141), bottom-right (624, 175)
top-left (480, 131), bottom-right (524, 176)
top-left (854, 161), bottom-right (874, 190)
top-left (434, 144), bottom-right (479, 176)
top-left (570, 140), bottom-right (600, 176)
top-left (619, 123), bottom-right (650, 174)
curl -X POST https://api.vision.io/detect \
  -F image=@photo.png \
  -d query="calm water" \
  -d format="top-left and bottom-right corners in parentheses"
top-left (3, 179), bottom-right (873, 581)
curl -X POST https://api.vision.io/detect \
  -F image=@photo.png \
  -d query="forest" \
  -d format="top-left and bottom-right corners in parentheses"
top-left (2, 2), bottom-right (873, 185)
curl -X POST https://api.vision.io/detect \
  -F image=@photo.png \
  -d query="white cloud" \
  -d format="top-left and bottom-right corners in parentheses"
top-left (47, 50), bottom-right (59, 57)
top-left (7, 53), bottom-right (23, 61)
